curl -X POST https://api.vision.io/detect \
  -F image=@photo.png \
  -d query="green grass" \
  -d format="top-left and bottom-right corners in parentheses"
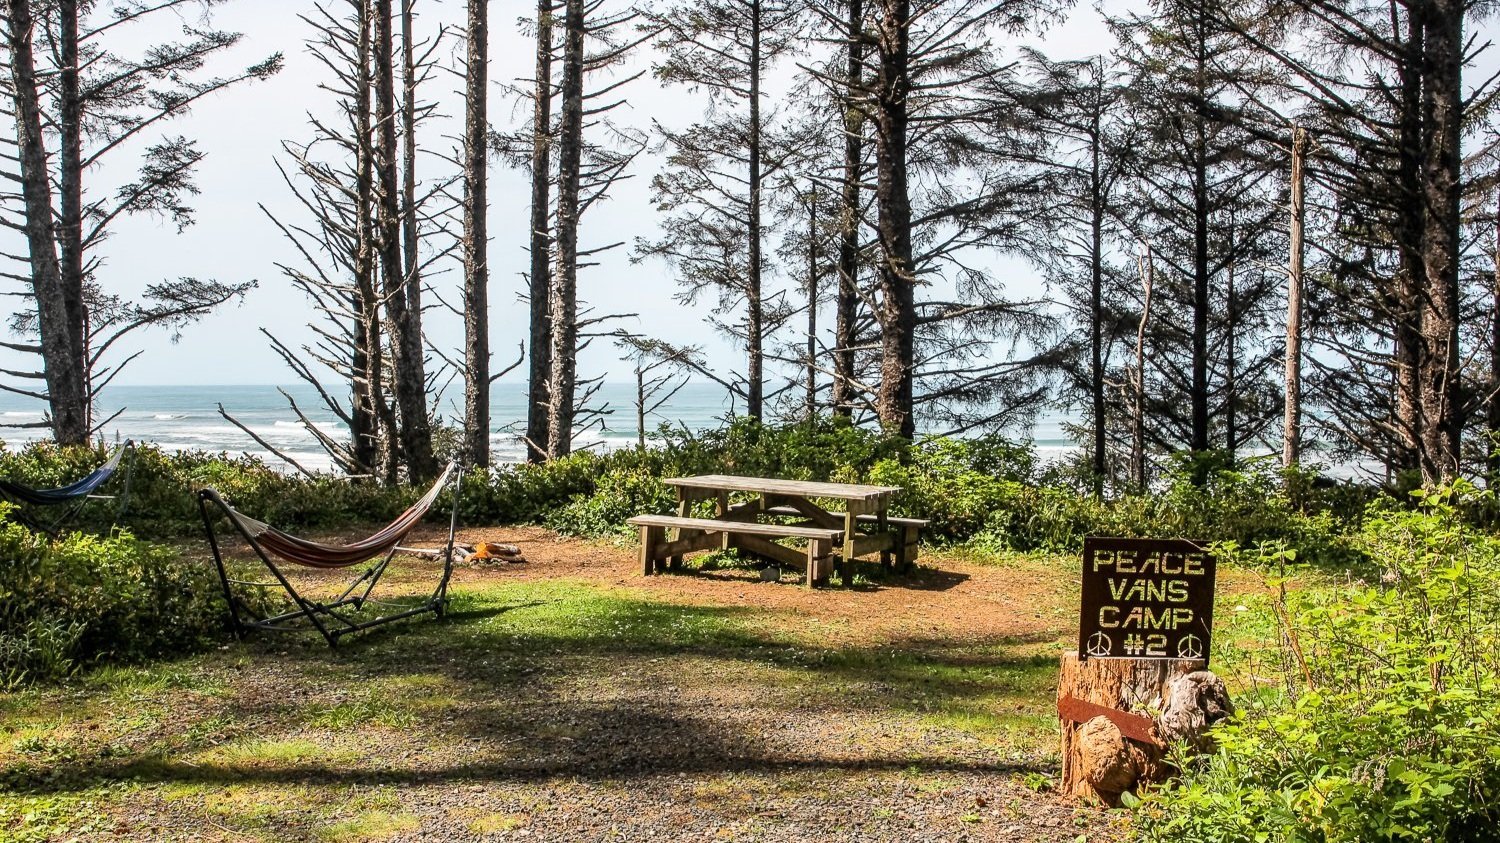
top-left (316, 809), bottom-right (419, 842)
top-left (0, 568), bottom-right (1089, 839)
top-left (463, 811), bottom-right (529, 833)
top-left (202, 736), bottom-right (353, 767)
top-left (305, 694), bottom-right (419, 731)
top-left (0, 793), bottom-right (106, 842)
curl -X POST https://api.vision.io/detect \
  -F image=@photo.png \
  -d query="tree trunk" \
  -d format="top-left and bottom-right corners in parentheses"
top-left (374, 0), bottom-right (436, 481)
top-left (1190, 104), bottom-right (1210, 458)
top-left (745, 0), bottom-right (764, 422)
top-left (636, 364), bottom-right (647, 448)
top-left (398, 0), bottom-right (434, 477)
top-left (400, 0), bottom-right (421, 327)
top-left (1089, 109), bottom-right (1106, 495)
top-left (349, 277), bottom-right (377, 474)
top-left (546, 0), bottom-right (584, 459)
top-left (807, 187), bottom-right (819, 419)
top-left (1133, 244), bottom-right (1153, 491)
top-left (350, 78), bottom-right (378, 476)
top-left (1418, 0), bottom-right (1463, 484)
top-left (2, 0), bottom-right (88, 444)
top-left (462, 0), bottom-right (491, 468)
top-left (1283, 126), bottom-right (1306, 472)
top-left (1490, 198), bottom-right (1500, 486)
top-left (1225, 253), bottom-right (1237, 463)
top-left (832, 0), bottom-right (864, 419)
top-left (1057, 653), bottom-right (1206, 806)
top-left (872, 0), bottom-right (915, 439)
top-left (1393, 5), bottom-right (1426, 479)
top-left (56, 0), bottom-right (90, 434)
top-left (357, 0), bottom-right (398, 482)
top-left (525, 0), bottom-right (554, 463)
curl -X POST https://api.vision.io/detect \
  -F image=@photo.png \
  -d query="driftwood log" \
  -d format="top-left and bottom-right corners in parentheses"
top-left (401, 542), bottom-right (527, 566)
top-left (1058, 653), bottom-right (1231, 805)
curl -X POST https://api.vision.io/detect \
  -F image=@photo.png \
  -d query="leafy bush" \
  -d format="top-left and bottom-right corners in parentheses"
top-left (0, 423), bottom-right (1378, 566)
top-left (469, 418), bottom-right (909, 535)
top-left (868, 445), bottom-right (1361, 563)
top-left (0, 507), bottom-right (241, 686)
top-left (0, 441), bottom-right (417, 536)
top-left (546, 466), bottom-right (677, 537)
top-left (455, 451), bottom-right (603, 526)
top-left (1134, 483), bottom-right (1500, 842)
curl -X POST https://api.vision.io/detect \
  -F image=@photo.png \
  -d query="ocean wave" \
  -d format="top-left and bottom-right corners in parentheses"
top-left (169, 425), bottom-right (258, 439)
top-left (269, 420), bottom-right (344, 432)
top-left (2, 411), bottom-right (41, 418)
top-left (153, 413), bottom-right (186, 420)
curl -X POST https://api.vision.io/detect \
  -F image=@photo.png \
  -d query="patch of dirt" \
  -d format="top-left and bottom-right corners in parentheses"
top-left (442, 525), bottom-right (1079, 648)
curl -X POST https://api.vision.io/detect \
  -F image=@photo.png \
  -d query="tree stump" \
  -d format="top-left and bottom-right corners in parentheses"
top-left (1057, 652), bottom-right (1209, 805)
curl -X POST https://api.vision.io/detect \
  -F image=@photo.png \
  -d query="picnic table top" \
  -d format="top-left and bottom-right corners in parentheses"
top-left (662, 474), bottom-right (902, 503)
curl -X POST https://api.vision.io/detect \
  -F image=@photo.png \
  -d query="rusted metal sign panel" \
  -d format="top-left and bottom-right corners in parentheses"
top-left (1057, 695), bottom-right (1161, 746)
top-left (1077, 537), bottom-right (1215, 664)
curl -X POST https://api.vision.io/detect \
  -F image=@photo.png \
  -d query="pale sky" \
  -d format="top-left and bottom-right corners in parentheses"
top-left (0, 0), bottom-right (1131, 395)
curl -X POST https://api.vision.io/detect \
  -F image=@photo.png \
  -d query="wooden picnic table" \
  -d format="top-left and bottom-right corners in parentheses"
top-left (629, 474), bottom-right (926, 588)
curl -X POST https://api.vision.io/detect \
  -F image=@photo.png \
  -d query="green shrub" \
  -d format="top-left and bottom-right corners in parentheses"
top-left (466, 418), bottom-right (910, 536)
top-left (0, 507), bottom-right (241, 686)
top-left (0, 424), bottom-right (1380, 564)
top-left (1134, 483), bottom-right (1500, 842)
top-left (865, 443), bottom-right (1360, 563)
top-left (546, 466), bottom-right (677, 537)
top-left (0, 441), bottom-right (417, 537)
top-left (456, 452), bottom-right (601, 526)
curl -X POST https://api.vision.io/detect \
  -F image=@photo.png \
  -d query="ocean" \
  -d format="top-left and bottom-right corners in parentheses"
top-left (0, 383), bottom-right (1081, 472)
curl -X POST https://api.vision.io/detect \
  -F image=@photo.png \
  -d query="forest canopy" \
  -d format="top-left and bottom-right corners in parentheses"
top-left (0, 0), bottom-right (1495, 493)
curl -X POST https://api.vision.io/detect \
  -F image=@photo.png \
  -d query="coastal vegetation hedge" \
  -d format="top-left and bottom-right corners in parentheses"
top-left (0, 508), bottom-right (243, 687)
top-left (538, 420), bottom-right (1375, 568)
top-left (1134, 484), bottom-right (1500, 842)
top-left (1, 422), bottom-right (1378, 565)
top-left (0, 442), bottom-right (418, 536)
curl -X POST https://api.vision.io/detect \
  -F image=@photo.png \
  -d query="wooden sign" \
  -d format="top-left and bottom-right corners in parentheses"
top-left (1077, 537), bottom-right (1215, 664)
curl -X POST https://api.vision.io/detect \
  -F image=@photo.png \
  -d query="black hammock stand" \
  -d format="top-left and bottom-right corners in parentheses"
top-left (197, 461), bottom-right (462, 647)
top-left (0, 440), bottom-right (135, 535)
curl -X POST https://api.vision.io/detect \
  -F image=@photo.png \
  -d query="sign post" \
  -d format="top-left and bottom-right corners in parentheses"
top-left (1059, 536), bottom-right (1219, 805)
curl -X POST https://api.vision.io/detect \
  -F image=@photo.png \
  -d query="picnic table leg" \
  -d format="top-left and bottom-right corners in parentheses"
top-left (716, 491), bottom-right (731, 551)
top-left (640, 524), bottom-right (664, 576)
top-left (900, 524), bottom-right (920, 572)
top-left (877, 503), bottom-right (893, 572)
top-left (670, 490), bottom-right (690, 570)
top-left (842, 506), bottom-right (858, 587)
top-left (807, 537), bottom-right (832, 589)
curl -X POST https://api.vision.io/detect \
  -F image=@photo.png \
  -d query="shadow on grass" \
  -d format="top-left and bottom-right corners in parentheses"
top-left (3, 581), bottom-right (1063, 798)
top-left (438, 600), bottom-right (552, 624)
top-left (14, 700), bottom-right (1047, 796)
top-left (25, 744), bottom-right (1043, 798)
top-left (664, 556), bottom-right (973, 593)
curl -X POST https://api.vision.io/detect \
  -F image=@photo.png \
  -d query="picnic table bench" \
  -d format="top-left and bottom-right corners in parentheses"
top-left (628, 474), bottom-right (928, 588)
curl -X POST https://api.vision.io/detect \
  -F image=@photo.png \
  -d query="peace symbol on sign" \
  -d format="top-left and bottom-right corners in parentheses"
top-left (1177, 634), bottom-right (1203, 659)
top-left (1086, 631), bottom-right (1112, 658)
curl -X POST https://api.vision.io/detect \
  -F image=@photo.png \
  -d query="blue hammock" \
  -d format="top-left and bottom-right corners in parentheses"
top-left (0, 442), bottom-right (134, 532)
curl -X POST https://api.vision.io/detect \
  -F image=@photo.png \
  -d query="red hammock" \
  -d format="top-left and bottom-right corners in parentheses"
top-left (222, 462), bottom-right (455, 569)
top-left (197, 462), bottom-right (462, 647)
